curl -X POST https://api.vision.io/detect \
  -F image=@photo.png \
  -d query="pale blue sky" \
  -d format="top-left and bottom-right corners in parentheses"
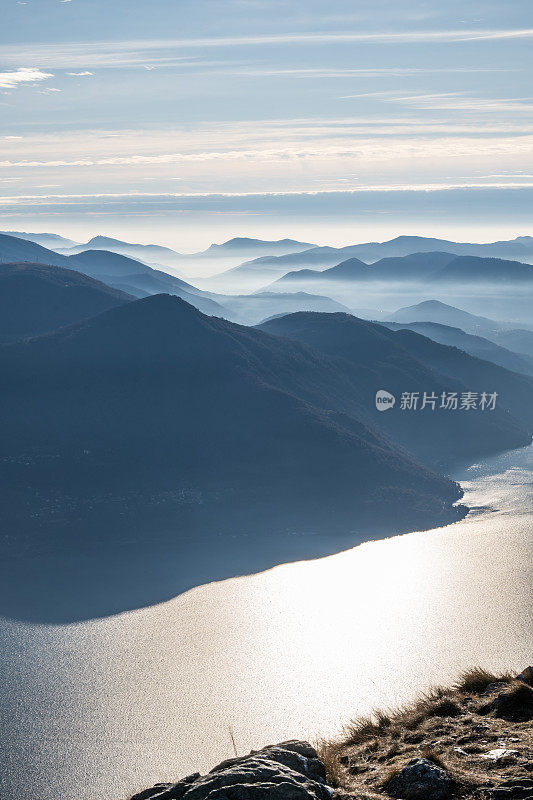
top-left (1, 0), bottom-right (532, 250)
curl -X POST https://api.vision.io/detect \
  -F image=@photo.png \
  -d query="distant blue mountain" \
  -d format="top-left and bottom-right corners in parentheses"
top-left (218, 235), bottom-right (533, 290)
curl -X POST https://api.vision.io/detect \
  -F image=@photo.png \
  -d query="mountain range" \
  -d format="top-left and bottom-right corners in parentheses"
top-left (58, 234), bottom-right (315, 273)
top-left (0, 234), bottom-right (351, 324)
top-left (257, 312), bottom-right (532, 468)
top-left (216, 234), bottom-right (533, 290)
top-left (2, 227), bottom-right (533, 622)
top-left (0, 294), bottom-right (473, 545)
top-left (0, 234), bottom-right (226, 316)
top-left (265, 253), bottom-right (533, 292)
top-left (6, 229), bottom-right (533, 282)
top-left (380, 319), bottom-right (533, 376)
top-left (2, 223), bottom-right (533, 621)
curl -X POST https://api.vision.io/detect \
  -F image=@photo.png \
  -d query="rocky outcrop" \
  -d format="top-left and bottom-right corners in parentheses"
top-left (492, 683), bottom-right (533, 722)
top-left (385, 758), bottom-right (451, 800)
top-left (127, 670), bottom-right (533, 800)
top-left (488, 777), bottom-right (533, 800)
top-left (129, 741), bottom-right (333, 800)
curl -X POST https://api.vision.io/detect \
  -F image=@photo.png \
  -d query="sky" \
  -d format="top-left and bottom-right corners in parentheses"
top-left (1, 0), bottom-right (532, 251)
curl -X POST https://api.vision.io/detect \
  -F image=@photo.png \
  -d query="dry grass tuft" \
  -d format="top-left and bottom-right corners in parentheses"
top-left (454, 667), bottom-right (512, 694)
top-left (342, 710), bottom-right (393, 746)
top-left (318, 669), bottom-right (532, 800)
top-left (315, 739), bottom-right (345, 789)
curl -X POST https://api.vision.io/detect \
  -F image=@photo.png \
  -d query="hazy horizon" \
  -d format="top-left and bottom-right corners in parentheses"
top-left (2, 0), bottom-right (533, 249)
top-left (5, 220), bottom-right (533, 257)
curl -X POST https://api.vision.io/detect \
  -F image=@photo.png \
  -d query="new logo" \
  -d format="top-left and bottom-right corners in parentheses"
top-left (375, 389), bottom-right (396, 411)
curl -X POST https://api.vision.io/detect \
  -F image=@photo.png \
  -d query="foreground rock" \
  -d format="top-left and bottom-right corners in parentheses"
top-left (127, 671), bottom-right (533, 800)
top-left (385, 757), bottom-right (451, 800)
top-left (129, 741), bottom-right (333, 800)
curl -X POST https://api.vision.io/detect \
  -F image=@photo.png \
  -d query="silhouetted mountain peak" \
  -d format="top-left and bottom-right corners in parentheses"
top-left (41, 293), bottom-right (216, 359)
top-left (324, 257), bottom-right (368, 274)
top-left (73, 248), bottom-right (148, 266)
top-left (412, 300), bottom-right (455, 310)
top-left (205, 237), bottom-right (313, 255)
top-left (86, 235), bottom-right (129, 247)
top-left (389, 235), bottom-right (433, 243)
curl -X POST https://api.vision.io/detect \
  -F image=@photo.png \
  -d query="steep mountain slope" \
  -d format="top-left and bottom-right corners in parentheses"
top-left (257, 312), bottom-right (531, 466)
top-left (381, 320), bottom-right (533, 376)
top-left (65, 249), bottom-right (225, 315)
top-left (0, 232), bottom-right (74, 267)
top-left (0, 262), bottom-right (133, 341)
top-left (0, 295), bottom-right (467, 543)
top-left (67, 248), bottom-right (158, 278)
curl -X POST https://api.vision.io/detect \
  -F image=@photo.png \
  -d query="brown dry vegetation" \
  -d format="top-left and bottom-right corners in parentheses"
top-left (319, 669), bottom-right (533, 800)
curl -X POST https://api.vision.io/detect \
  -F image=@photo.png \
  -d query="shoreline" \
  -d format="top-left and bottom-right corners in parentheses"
top-left (3, 442), bottom-right (532, 624)
top-left (124, 669), bottom-right (533, 800)
top-left (0, 447), bottom-right (530, 800)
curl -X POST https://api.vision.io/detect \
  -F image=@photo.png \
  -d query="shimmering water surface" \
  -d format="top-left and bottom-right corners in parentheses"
top-left (0, 445), bottom-right (531, 800)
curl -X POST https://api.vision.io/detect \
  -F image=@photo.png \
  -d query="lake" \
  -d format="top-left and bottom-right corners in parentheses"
top-left (0, 444), bottom-right (531, 800)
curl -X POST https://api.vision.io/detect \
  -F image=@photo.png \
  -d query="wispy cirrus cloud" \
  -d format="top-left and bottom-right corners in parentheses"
top-left (340, 90), bottom-right (533, 114)
top-left (222, 66), bottom-right (508, 79)
top-left (397, 93), bottom-right (533, 113)
top-left (0, 67), bottom-right (53, 89)
top-left (3, 183), bottom-right (533, 208)
top-left (390, 91), bottom-right (533, 113)
top-left (1, 29), bottom-right (532, 69)
top-left (2, 132), bottom-right (532, 170)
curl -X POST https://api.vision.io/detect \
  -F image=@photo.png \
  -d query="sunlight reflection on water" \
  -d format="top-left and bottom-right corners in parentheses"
top-left (0, 446), bottom-right (531, 800)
